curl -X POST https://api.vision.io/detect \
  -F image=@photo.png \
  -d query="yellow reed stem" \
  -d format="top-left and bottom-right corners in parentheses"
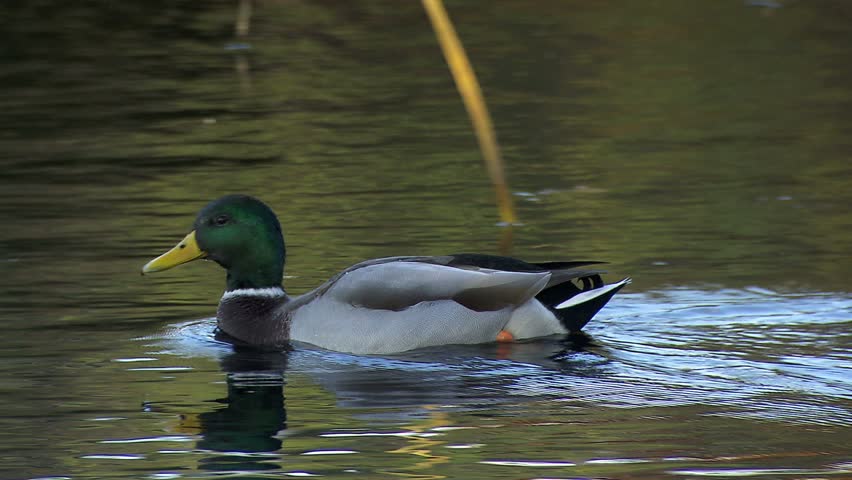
top-left (422, 0), bottom-right (518, 225)
top-left (235, 0), bottom-right (252, 38)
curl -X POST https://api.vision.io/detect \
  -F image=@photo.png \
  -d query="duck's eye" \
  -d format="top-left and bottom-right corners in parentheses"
top-left (213, 214), bottom-right (230, 226)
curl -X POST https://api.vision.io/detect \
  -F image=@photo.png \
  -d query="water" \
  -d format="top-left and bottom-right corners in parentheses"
top-left (1, 1), bottom-right (851, 479)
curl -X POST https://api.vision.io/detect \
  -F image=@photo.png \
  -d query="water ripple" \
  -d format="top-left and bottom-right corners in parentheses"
top-left (145, 288), bottom-right (852, 426)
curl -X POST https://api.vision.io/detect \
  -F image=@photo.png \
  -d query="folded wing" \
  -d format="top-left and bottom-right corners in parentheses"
top-left (321, 257), bottom-right (551, 312)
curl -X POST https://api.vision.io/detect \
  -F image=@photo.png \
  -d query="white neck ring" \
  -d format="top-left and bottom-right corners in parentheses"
top-left (221, 287), bottom-right (286, 301)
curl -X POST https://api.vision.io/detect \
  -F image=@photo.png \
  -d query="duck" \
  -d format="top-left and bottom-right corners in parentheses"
top-left (142, 195), bottom-right (630, 354)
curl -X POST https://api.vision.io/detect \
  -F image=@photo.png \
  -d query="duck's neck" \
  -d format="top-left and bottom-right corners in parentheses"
top-left (218, 230), bottom-right (287, 292)
top-left (225, 263), bottom-right (285, 292)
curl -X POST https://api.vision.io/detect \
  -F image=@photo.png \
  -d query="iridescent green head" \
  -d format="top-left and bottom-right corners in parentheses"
top-left (143, 195), bottom-right (286, 291)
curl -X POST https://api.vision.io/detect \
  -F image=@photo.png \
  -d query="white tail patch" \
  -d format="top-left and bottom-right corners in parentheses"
top-left (221, 287), bottom-right (286, 301)
top-left (555, 278), bottom-right (631, 310)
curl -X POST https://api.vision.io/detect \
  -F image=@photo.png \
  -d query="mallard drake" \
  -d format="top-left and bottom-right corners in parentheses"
top-left (142, 195), bottom-right (629, 354)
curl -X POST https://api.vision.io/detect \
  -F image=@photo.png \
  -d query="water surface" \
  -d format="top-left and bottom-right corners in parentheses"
top-left (0, 1), bottom-right (850, 479)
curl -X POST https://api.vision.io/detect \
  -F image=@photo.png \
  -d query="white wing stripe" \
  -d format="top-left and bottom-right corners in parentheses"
top-left (555, 278), bottom-right (631, 310)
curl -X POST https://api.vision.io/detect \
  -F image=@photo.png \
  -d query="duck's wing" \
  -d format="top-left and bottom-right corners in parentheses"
top-left (443, 253), bottom-right (604, 272)
top-left (440, 253), bottom-right (607, 289)
top-left (312, 256), bottom-right (551, 312)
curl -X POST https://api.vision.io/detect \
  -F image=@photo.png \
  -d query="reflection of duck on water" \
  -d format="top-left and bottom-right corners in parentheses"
top-left (168, 337), bottom-right (608, 475)
top-left (143, 195), bottom-right (629, 354)
top-left (194, 350), bottom-right (288, 473)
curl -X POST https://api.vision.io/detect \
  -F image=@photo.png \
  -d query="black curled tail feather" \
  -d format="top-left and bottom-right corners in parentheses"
top-left (535, 274), bottom-right (627, 332)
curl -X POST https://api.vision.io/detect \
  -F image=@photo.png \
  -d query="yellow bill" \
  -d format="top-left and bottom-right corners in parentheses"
top-left (142, 230), bottom-right (207, 274)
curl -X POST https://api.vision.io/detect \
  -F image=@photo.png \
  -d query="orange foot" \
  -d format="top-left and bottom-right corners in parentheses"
top-left (496, 330), bottom-right (514, 343)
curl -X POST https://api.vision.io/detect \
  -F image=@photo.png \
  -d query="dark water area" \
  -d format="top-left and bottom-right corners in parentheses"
top-left (0, 1), bottom-right (850, 479)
